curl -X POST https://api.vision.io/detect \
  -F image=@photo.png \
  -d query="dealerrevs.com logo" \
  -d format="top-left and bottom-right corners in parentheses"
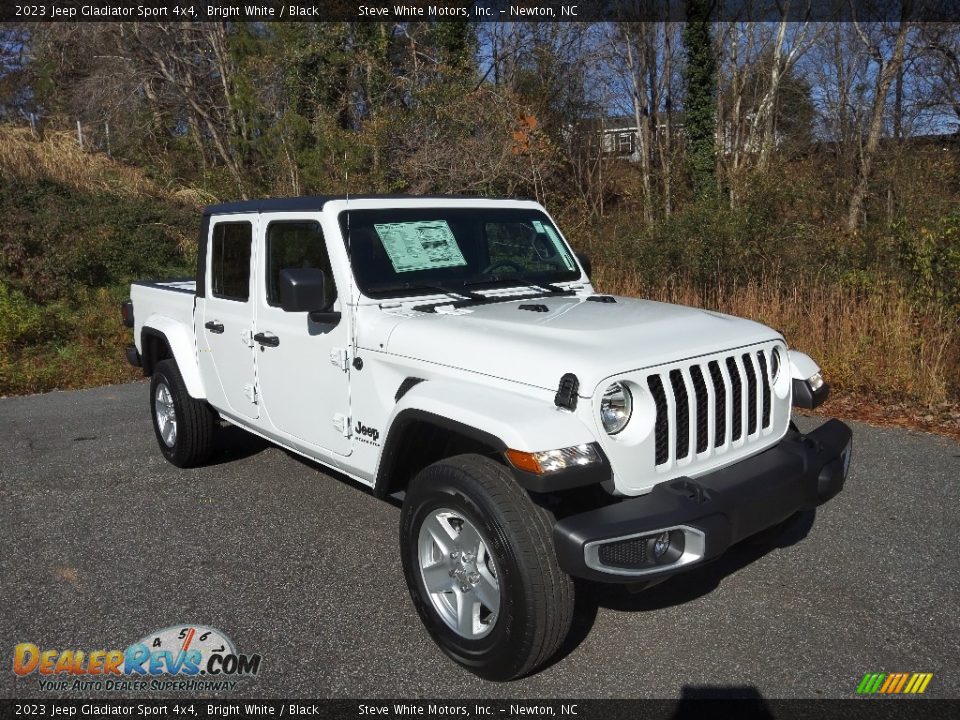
top-left (13, 625), bottom-right (261, 692)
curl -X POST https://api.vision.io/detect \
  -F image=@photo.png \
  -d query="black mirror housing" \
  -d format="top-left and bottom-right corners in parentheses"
top-left (575, 252), bottom-right (592, 279)
top-left (278, 267), bottom-right (334, 313)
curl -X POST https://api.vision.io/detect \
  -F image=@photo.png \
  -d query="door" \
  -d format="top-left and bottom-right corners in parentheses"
top-left (254, 216), bottom-right (352, 455)
top-left (198, 216), bottom-right (259, 420)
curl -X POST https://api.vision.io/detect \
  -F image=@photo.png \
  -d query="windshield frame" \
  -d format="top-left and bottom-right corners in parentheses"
top-left (337, 205), bottom-right (584, 300)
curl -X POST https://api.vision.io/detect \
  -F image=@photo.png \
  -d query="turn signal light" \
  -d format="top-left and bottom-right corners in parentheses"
top-left (505, 444), bottom-right (600, 475)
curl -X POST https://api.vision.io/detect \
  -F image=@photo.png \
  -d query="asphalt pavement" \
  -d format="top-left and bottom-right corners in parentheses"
top-left (1, 381), bottom-right (957, 699)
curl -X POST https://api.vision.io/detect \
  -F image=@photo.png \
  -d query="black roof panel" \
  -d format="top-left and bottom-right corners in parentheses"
top-left (202, 194), bottom-right (511, 216)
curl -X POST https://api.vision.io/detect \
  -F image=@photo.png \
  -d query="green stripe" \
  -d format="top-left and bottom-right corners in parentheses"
top-left (869, 673), bottom-right (887, 694)
top-left (856, 674), bottom-right (874, 694)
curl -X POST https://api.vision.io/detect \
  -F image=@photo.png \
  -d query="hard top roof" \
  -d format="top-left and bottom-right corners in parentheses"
top-left (202, 194), bottom-right (526, 216)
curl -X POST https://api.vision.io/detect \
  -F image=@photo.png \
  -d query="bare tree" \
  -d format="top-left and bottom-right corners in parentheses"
top-left (845, 8), bottom-right (913, 232)
top-left (620, 23), bottom-right (656, 224)
top-left (917, 23), bottom-right (960, 133)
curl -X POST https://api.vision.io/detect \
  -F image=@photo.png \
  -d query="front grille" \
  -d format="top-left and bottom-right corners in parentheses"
top-left (669, 369), bottom-right (689, 460)
top-left (649, 374), bottom-right (669, 465)
top-left (597, 537), bottom-right (647, 569)
top-left (647, 347), bottom-right (776, 468)
top-left (726, 356), bottom-right (743, 441)
top-left (708, 361), bottom-right (726, 447)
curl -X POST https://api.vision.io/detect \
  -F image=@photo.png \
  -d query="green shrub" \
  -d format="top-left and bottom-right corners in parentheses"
top-left (898, 210), bottom-right (960, 310)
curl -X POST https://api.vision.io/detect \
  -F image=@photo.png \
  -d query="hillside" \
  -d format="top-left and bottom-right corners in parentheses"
top-left (0, 124), bottom-right (957, 440)
top-left (0, 126), bottom-right (201, 394)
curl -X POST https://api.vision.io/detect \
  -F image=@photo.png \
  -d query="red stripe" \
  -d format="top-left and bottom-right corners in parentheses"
top-left (181, 628), bottom-right (196, 652)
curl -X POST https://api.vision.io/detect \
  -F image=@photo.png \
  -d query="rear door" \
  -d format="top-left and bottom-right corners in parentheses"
top-left (253, 214), bottom-right (352, 455)
top-left (198, 215), bottom-right (259, 420)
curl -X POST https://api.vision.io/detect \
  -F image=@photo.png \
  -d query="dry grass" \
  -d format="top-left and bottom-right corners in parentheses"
top-left (593, 265), bottom-right (960, 409)
top-left (0, 126), bottom-right (163, 198)
top-left (0, 288), bottom-right (141, 397)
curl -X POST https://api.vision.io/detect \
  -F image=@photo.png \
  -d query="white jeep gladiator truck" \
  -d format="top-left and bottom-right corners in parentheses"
top-left (123, 196), bottom-right (852, 680)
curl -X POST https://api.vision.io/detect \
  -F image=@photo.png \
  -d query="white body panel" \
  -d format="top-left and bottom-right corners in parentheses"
top-left (130, 281), bottom-right (206, 399)
top-left (131, 198), bottom-right (802, 497)
top-left (251, 211), bottom-right (354, 456)
top-left (788, 350), bottom-right (820, 381)
top-left (198, 212), bottom-right (260, 420)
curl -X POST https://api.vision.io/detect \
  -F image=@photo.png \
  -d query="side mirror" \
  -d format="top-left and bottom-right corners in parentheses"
top-left (575, 252), bottom-right (592, 279)
top-left (278, 268), bottom-right (340, 323)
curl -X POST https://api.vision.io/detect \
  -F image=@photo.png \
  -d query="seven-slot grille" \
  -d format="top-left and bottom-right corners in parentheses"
top-left (648, 348), bottom-right (776, 468)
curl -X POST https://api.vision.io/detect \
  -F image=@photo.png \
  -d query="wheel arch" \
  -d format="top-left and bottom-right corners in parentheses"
top-left (139, 316), bottom-right (206, 399)
top-left (372, 379), bottom-right (604, 498)
top-left (373, 409), bottom-right (506, 498)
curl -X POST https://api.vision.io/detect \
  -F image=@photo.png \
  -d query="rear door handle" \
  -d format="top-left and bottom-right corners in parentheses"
top-left (204, 321), bottom-right (224, 334)
top-left (254, 332), bottom-right (280, 348)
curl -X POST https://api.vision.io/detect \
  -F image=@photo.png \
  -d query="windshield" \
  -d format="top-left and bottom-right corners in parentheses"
top-left (338, 208), bottom-right (581, 298)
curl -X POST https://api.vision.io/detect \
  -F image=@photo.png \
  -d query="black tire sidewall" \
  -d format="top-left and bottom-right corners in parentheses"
top-left (149, 362), bottom-right (187, 466)
top-left (400, 463), bottom-right (540, 680)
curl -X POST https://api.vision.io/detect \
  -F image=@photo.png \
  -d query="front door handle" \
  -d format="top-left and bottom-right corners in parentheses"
top-left (204, 321), bottom-right (224, 334)
top-left (253, 332), bottom-right (280, 348)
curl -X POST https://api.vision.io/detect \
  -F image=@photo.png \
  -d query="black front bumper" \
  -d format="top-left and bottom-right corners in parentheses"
top-left (553, 419), bottom-right (853, 582)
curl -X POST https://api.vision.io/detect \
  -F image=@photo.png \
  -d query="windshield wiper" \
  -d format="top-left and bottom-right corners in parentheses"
top-left (370, 281), bottom-right (484, 302)
top-left (410, 276), bottom-right (575, 313)
top-left (463, 274), bottom-right (570, 295)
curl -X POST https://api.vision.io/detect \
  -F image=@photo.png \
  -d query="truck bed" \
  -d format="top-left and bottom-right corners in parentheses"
top-left (130, 278), bottom-right (197, 352)
top-left (133, 278), bottom-right (196, 295)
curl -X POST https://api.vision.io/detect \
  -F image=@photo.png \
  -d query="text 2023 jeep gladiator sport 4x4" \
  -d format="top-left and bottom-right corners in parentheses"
top-left (123, 196), bottom-right (852, 680)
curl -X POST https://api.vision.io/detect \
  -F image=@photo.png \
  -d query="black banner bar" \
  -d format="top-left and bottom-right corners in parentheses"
top-left (1, 0), bottom-right (959, 24)
top-left (1, 699), bottom-right (958, 720)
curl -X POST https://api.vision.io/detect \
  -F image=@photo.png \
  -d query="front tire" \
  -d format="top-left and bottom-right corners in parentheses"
top-left (150, 359), bottom-right (217, 468)
top-left (399, 455), bottom-right (574, 680)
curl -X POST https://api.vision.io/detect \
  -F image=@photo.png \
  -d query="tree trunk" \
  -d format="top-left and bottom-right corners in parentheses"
top-left (659, 23), bottom-right (674, 217)
top-left (625, 27), bottom-right (653, 225)
top-left (845, 18), bottom-right (911, 233)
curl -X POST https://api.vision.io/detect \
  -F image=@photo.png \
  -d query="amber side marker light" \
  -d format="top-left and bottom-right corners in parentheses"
top-left (505, 444), bottom-right (601, 474)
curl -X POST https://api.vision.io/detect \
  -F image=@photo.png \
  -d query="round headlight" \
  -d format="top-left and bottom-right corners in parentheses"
top-left (600, 382), bottom-right (632, 435)
top-left (770, 347), bottom-right (781, 382)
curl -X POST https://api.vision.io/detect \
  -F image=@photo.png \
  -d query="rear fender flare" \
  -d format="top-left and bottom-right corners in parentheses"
top-left (141, 315), bottom-right (205, 399)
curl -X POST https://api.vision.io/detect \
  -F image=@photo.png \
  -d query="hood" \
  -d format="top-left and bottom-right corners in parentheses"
top-left (362, 295), bottom-right (780, 396)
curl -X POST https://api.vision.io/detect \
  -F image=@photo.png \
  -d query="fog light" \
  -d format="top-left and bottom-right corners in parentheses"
top-left (646, 529), bottom-right (685, 565)
top-left (808, 371), bottom-right (825, 392)
top-left (651, 531), bottom-right (670, 560)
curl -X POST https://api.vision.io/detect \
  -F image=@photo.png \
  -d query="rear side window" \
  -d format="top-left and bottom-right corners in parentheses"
top-left (211, 222), bottom-right (252, 301)
top-left (266, 221), bottom-right (336, 306)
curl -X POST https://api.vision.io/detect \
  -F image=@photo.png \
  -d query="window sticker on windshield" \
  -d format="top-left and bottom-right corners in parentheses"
top-left (541, 225), bottom-right (576, 270)
top-left (532, 220), bottom-right (545, 232)
top-left (373, 220), bottom-right (468, 273)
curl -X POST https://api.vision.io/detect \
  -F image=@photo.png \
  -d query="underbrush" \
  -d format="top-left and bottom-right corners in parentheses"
top-left (593, 265), bottom-right (960, 408)
top-left (0, 285), bottom-right (141, 395)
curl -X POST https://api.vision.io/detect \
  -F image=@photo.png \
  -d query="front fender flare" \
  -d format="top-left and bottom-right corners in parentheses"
top-left (788, 350), bottom-right (829, 409)
top-left (374, 380), bottom-right (606, 495)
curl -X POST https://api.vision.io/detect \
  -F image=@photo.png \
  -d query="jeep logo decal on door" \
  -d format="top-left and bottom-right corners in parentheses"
top-left (355, 421), bottom-right (380, 445)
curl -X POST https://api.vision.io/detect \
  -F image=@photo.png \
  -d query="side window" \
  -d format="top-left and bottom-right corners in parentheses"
top-left (266, 221), bottom-right (336, 307)
top-left (211, 222), bottom-right (252, 301)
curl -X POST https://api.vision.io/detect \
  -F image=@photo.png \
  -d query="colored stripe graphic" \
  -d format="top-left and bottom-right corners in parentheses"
top-left (857, 672), bottom-right (933, 695)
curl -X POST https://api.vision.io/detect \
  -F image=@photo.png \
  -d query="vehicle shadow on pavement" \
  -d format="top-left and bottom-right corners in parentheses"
top-left (205, 424), bottom-right (271, 466)
top-left (545, 511), bottom-right (817, 671)
top-left (670, 685), bottom-right (774, 713)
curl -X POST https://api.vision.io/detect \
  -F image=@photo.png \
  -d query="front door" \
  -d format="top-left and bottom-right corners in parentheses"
top-left (198, 216), bottom-right (259, 420)
top-left (254, 215), bottom-right (352, 455)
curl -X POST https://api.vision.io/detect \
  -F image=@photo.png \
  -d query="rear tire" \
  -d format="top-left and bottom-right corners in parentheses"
top-left (399, 454), bottom-right (574, 681)
top-left (150, 359), bottom-right (217, 468)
